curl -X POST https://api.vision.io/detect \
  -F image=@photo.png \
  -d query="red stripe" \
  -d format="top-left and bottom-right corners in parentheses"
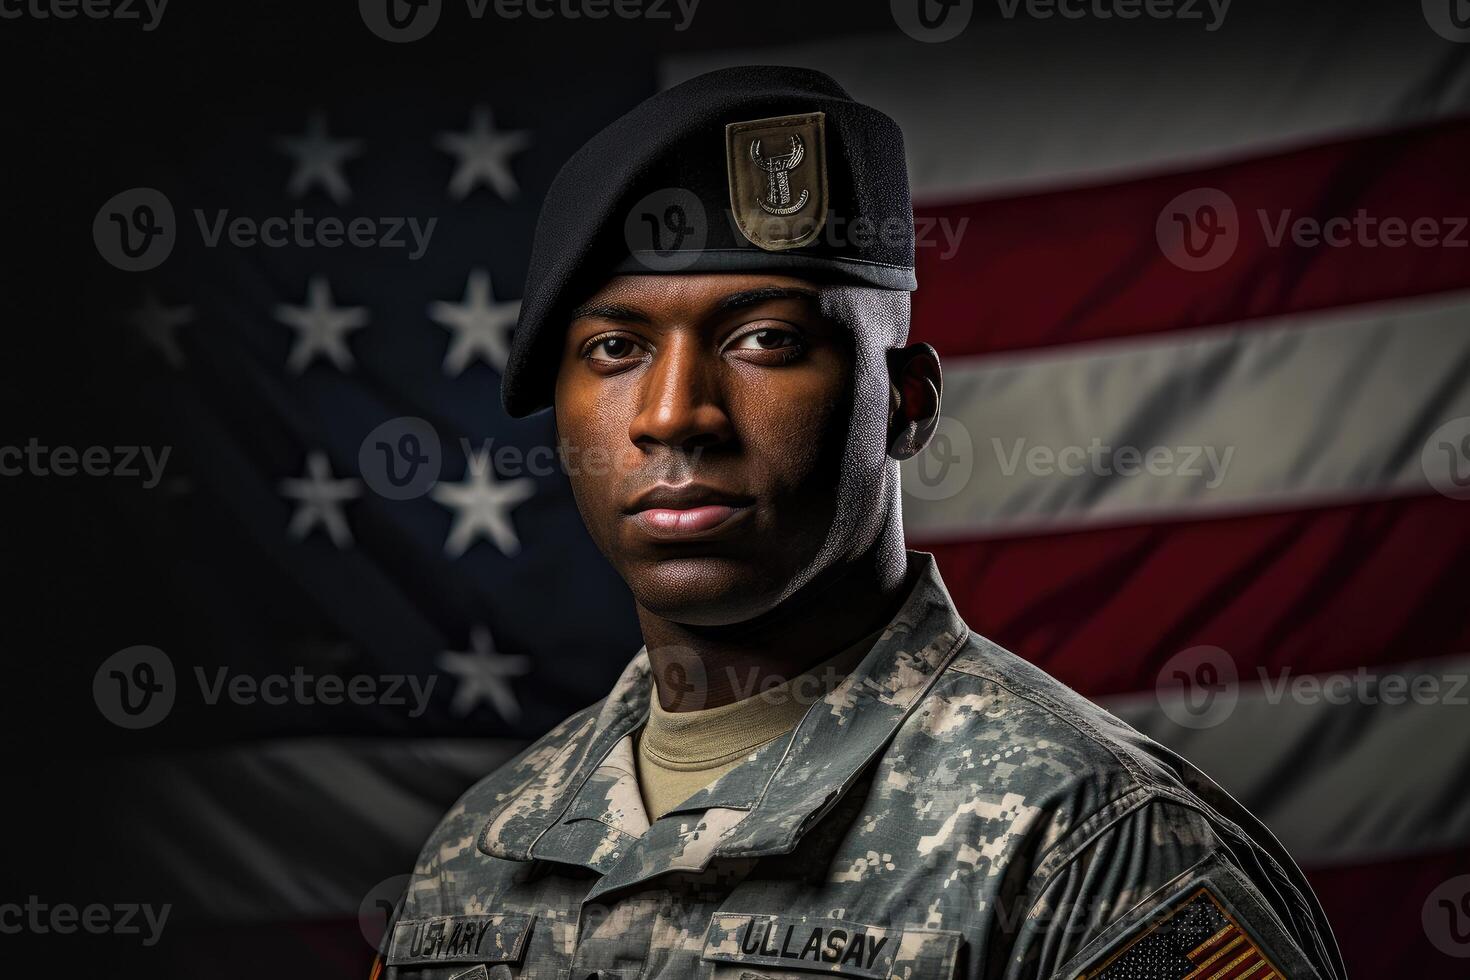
top-left (1191, 922), bottom-right (1242, 960)
top-left (912, 115), bottom-right (1470, 358)
top-left (918, 493), bottom-right (1470, 698)
top-left (1215, 949), bottom-right (1268, 980)
top-left (1307, 847), bottom-right (1470, 980)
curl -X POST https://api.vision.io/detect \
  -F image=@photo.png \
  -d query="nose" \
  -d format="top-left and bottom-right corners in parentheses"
top-left (627, 332), bottom-right (735, 454)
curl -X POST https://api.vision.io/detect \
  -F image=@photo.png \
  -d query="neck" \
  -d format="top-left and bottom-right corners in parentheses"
top-left (639, 521), bottom-right (913, 712)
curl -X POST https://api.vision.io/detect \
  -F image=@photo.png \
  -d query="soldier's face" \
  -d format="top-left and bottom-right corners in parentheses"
top-left (554, 273), bottom-right (899, 626)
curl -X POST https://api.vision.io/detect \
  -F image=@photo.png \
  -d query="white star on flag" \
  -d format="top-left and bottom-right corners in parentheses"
top-left (277, 111), bottom-right (363, 204)
top-left (436, 105), bottom-right (531, 201)
top-left (437, 624), bottom-right (531, 722)
top-left (428, 268), bottom-right (521, 376)
top-left (127, 289), bottom-right (195, 368)
top-left (431, 448), bottom-right (535, 557)
top-left (274, 276), bottom-right (369, 373)
top-left (280, 451), bottom-right (362, 549)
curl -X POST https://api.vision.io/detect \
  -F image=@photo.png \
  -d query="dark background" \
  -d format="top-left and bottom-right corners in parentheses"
top-left (4, 1), bottom-right (1468, 977)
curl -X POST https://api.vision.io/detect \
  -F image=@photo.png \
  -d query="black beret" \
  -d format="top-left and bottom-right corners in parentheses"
top-left (501, 65), bottom-right (916, 417)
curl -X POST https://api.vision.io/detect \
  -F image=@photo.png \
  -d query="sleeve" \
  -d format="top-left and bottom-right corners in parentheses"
top-left (996, 799), bottom-right (1339, 980)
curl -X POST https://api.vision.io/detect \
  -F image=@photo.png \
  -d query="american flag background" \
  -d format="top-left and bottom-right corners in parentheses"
top-left (6, 1), bottom-right (1470, 977)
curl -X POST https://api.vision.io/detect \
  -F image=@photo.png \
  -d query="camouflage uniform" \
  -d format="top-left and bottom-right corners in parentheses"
top-left (384, 551), bottom-right (1345, 980)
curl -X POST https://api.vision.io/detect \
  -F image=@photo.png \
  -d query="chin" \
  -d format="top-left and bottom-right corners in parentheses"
top-left (623, 554), bottom-right (790, 627)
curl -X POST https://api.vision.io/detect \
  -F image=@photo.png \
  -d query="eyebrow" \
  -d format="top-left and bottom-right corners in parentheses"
top-left (569, 286), bottom-right (820, 324)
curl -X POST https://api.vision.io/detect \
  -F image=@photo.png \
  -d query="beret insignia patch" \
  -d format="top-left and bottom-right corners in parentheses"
top-left (726, 111), bottom-right (828, 252)
top-left (1078, 886), bottom-right (1286, 979)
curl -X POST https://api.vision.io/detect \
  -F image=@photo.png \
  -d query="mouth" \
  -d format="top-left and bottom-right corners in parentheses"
top-left (624, 484), bottom-right (755, 540)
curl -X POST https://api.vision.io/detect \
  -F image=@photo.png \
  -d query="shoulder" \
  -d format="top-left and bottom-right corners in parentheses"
top-left (890, 630), bottom-right (1222, 856)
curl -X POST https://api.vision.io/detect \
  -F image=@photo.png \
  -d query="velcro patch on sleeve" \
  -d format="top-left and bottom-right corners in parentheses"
top-left (386, 913), bottom-right (535, 967)
top-left (1076, 886), bottom-right (1284, 979)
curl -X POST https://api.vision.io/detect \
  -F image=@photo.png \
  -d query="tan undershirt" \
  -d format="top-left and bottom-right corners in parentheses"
top-left (636, 627), bottom-right (885, 821)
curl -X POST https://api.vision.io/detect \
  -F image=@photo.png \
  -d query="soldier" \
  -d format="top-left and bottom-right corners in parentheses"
top-left (378, 67), bottom-right (1346, 979)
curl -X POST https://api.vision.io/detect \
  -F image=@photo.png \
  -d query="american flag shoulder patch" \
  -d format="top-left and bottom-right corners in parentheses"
top-left (1077, 885), bottom-right (1286, 980)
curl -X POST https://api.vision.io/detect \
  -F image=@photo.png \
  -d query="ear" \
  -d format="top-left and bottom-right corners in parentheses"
top-left (885, 342), bottom-right (942, 461)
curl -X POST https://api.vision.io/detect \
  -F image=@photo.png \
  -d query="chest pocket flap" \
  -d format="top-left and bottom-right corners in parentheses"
top-left (703, 912), bottom-right (961, 979)
top-left (387, 913), bottom-right (536, 969)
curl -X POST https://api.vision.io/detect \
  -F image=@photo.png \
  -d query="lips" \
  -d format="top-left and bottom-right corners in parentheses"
top-left (624, 483), bottom-right (754, 539)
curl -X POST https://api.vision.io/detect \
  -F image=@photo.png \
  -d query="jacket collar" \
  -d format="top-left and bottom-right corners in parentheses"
top-left (478, 550), bottom-right (970, 885)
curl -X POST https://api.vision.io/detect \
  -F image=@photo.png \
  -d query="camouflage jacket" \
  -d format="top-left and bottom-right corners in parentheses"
top-left (385, 551), bottom-right (1345, 980)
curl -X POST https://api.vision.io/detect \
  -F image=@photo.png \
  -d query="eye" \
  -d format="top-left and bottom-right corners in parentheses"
top-left (584, 333), bottom-right (646, 363)
top-left (726, 326), bottom-right (805, 361)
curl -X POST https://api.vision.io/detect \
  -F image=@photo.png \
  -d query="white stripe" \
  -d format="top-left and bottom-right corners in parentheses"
top-left (662, 8), bottom-right (1470, 202)
top-left (1101, 654), bottom-right (1470, 865)
top-left (901, 291), bottom-right (1470, 538)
